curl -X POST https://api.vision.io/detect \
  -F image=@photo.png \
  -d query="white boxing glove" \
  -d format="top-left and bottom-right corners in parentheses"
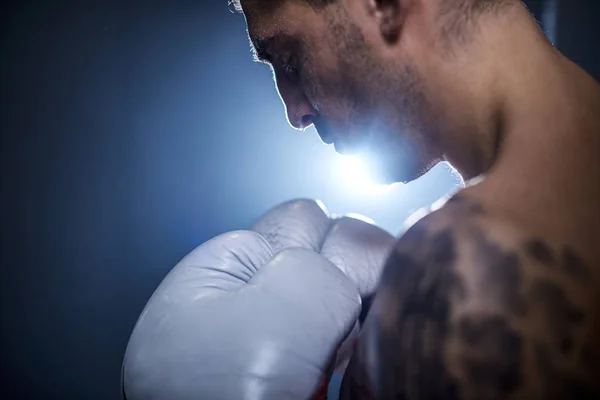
top-left (250, 199), bottom-right (395, 370)
top-left (250, 199), bottom-right (393, 299)
top-left (122, 199), bottom-right (394, 400)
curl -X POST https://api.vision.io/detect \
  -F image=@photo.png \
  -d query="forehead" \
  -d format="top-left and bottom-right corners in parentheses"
top-left (240, 0), bottom-right (326, 45)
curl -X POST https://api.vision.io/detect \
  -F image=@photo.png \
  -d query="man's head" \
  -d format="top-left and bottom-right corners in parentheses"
top-left (234, 0), bottom-right (521, 183)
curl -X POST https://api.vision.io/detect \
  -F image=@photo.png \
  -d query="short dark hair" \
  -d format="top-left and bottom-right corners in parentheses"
top-left (230, 0), bottom-right (512, 24)
top-left (231, 0), bottom-right (513, 47)
top-left (437, 0), bottom-right (513, 46)
top-left (229, 0), bottom-right (335, 14)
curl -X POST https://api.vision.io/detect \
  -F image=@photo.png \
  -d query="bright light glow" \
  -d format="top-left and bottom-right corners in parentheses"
top-left (343, 213), bottom-right (376, 225)
top-left (332, 155), bottom-right (393, 195)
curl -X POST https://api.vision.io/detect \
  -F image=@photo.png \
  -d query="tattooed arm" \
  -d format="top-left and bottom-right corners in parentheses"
top-left (340, 199), bottom-right (600, 400)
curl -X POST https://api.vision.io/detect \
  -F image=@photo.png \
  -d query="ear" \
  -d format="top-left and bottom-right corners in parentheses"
top-left (367, 0), bottom-right (405, 44)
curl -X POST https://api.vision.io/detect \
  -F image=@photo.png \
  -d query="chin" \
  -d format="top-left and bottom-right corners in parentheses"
top-left (385, 169), bottom-right (418, 185)
top-left (407, 159), bottom-right (442, 182)
top-left (375, 152), bottom-right (439, 184)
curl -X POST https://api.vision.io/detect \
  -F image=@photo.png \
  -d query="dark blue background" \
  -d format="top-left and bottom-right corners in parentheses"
top-left (1, 1), bottom-right (597, 398)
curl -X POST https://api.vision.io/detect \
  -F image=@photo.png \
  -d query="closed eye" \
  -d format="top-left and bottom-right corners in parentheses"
top-left (280, 60), bottom-right (300, 83)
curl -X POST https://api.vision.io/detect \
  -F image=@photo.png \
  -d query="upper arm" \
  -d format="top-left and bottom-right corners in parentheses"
top-left (341, 198), bottom-right (600, 399)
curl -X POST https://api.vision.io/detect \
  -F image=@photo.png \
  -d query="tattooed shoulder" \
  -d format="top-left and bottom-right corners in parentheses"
top-left (341, 197), bottom-right (599, 400)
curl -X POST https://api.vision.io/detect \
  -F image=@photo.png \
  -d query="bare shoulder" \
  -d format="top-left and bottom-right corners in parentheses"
top-left (341, 196), bottom-right (600, 400)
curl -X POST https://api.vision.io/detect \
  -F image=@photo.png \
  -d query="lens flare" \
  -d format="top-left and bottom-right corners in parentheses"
top-left (332, 155), bottom-right (393, 195)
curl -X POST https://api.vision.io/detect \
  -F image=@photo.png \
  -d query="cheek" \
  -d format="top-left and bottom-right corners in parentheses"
top-left (302, 64), bottom-right (359, 123)
top-left (300, 64), bottom-right (332, 111)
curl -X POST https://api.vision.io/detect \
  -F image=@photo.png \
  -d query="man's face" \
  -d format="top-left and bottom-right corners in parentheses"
top-left (241, 0), bottom-right (443, 183)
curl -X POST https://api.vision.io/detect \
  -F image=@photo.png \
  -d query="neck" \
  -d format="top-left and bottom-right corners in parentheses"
top-left (448, 4), bottom-right (600, 259)
top-left (437, 3), bottom-right (600, 181)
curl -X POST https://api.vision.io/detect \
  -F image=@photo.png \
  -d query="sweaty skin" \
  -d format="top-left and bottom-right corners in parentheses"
top-left (236, 0), bottom-right (600, 398)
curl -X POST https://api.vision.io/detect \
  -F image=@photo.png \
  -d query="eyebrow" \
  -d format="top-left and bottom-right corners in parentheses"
top-left (250, 35), bottom-right (275, 64)
top-left (249, 34), bottom-right (301, 64)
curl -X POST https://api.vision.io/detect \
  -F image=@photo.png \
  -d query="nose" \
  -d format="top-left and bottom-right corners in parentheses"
top-left (273, 71), bottom-right (317, 130)
top-left (286, 98), bottom-right (317, 130)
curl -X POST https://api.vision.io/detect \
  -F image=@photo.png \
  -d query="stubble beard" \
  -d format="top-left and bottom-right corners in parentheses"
top-left (320, 9), bottom-right (441, 183)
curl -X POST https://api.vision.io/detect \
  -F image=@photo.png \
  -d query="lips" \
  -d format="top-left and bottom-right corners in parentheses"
top-left (314, 118), bottom-right (364, 155)
top-left (333, 140), bottom-right (344, 154)
top-left (321, 135), bottom-right (335, 145)
top-left (313, 118), bottom-right (335, 145)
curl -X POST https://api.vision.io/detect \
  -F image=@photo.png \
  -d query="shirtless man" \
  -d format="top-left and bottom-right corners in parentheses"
top-left (233, 0), bottom-right (600, 398)
top-left (121, 1), bottom-right (600, 398)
